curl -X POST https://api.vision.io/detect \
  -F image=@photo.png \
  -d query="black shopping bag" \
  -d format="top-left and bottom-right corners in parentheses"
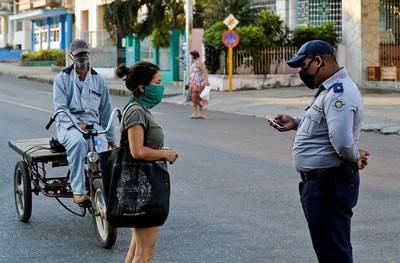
top-left (99, 146), bottom-right (170, 228)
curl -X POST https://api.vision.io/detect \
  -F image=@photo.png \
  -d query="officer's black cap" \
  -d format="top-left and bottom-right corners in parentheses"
top-left (287, 40), bottom-right (335, 68)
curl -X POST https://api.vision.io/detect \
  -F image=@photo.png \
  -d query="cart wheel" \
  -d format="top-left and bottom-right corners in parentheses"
top-left (14, 161), bottom-right (32, 223)
top-left (92, 180), bottom-right (117, 249)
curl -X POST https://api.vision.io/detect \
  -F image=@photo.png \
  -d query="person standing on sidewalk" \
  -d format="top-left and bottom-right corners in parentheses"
top-left (53, 39), bottom-right (117, 204)
top-left (187, 50), bottom-right (209, 119)
top-left (268, 40), bottom-right (370, 263)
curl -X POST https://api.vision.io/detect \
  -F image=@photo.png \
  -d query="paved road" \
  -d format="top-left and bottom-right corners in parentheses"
top-left (0, 76), bottom-right (399, 262)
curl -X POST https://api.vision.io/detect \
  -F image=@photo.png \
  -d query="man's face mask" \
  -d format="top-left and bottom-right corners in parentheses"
top-left (73, 53), bottom-right (90, 70)
top-left (299, 57), bottom-right (323, 89)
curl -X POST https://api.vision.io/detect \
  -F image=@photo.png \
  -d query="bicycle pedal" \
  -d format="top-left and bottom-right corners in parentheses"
top-left (78, 200), bottom-right (91, 208)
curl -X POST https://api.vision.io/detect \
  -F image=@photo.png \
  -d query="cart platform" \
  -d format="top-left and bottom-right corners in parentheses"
top-left (8, 138), bottom-right (67, 164)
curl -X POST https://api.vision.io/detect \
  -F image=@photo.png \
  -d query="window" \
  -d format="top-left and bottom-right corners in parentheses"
top-left (51, 30), bottom-right (60, 41)
top-left (41, 31), bottom-right (47, 42)
top-left (34, 33), bottom-right (39, 44)
top-left (16, 21), bottom-right (23, 32)
top-left (50, 22), bottom-right (60, 42)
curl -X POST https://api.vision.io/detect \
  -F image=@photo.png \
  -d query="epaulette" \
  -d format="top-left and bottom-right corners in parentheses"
top-left (332, 83), bottom-right (344, 93)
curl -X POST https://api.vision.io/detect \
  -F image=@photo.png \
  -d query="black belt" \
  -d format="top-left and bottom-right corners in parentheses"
top-left (300, 163), bottom-right (359, 183)
top-left (300, 170), bottom-right (319, 181)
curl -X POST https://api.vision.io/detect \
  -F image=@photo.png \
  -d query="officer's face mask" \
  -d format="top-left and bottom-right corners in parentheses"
top-left (299, 58), bottom-right (323, 89)
top-left (136, 85), bottom-right (165, 109)
top-left (73, 54), bottom-right (90, 70)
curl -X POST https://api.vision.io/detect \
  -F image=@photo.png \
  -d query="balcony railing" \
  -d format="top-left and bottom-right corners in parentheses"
top-left (18, 0), bottom-right (32, 11)
top-left (18, 0), bottom-right (65, 11)
top-left (32, 0), bottom-right (61, 8)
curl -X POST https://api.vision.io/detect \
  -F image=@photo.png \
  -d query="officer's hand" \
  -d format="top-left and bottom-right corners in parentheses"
top-left (269, 114), bottom-right (296, 132)
top-left (358, 149), bottom-right (370, 170)
top-left (108, 142), bottom-right (117, 150)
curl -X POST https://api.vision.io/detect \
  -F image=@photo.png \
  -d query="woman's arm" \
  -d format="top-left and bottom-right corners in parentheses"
top-left (127, 125), bottom-right (178, 163)
top-left (198, 61), bottom-right (209, 86)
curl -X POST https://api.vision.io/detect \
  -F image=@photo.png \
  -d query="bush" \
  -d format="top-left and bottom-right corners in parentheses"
top-left (291, 22), bottom-right (338, 48)
top-left (203, 22), bottom-right (227, 52)
top-left (21, 49), bottom-right (65, 66)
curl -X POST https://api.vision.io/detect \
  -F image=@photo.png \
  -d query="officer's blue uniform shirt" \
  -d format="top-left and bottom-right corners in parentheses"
top-left (293, 68), bottom-right (363, 173)
top-left (53, 65), bottom-right (117, 143)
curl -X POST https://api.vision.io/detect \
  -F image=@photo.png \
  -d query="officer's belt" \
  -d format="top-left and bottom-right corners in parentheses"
top-left (301, 167), bottom-right (345, 182)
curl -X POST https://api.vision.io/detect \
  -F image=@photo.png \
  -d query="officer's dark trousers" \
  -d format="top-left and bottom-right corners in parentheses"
top-left (299, 172), bottom-right (360, 263)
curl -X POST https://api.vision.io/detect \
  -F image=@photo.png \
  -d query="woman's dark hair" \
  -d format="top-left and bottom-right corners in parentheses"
top-left (116, 61), bottom-right (160, 95)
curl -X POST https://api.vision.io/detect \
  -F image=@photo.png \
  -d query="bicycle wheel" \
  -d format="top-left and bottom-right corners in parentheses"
top-left (14, 161), bottom-right (32, 223)
top-left (92, 180), bottom-right (117, 249)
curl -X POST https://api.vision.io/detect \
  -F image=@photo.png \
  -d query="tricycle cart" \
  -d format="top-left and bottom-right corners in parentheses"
top-left (8, 108), bottom-right (121, 249)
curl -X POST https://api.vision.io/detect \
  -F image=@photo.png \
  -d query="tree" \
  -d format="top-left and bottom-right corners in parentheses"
top-left (193, 0), bottom-right (205, 28)
top-left (104, 0), bottom-right (184, 47)
top-left (256, 11), bottom-right (289, 47)
top-left (291, 22), bottom-right (338, 48)
top-left (202, 0), bottom-right (255, 29)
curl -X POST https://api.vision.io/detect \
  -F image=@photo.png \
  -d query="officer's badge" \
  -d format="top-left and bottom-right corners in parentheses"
top-left (334, 99), bottom-right (345, 110)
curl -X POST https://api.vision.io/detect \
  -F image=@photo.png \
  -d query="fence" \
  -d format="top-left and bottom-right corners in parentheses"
top-left (380, 44), bottom-right (400, 66)
top-left (224, 47), bottom-right (298, 74)
top-left (83, 30), bottom-right (113, 48)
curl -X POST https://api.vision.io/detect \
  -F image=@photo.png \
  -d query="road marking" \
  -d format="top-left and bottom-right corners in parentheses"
top-left (0, 98), bottom-right (122, 129)
top-left (0, 98), bottom-right (53, 113)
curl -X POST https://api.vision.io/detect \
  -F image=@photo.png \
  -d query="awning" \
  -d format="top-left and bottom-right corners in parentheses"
top-left (9, 9), bottom-right (68, 21)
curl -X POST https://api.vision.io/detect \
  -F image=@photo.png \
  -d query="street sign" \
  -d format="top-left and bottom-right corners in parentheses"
top-left (224, 14), bottom-right (239, 30)
top-left (222, 30), bottom-right (240, 92)
top-left (222, 30), bottom-right (240, 48)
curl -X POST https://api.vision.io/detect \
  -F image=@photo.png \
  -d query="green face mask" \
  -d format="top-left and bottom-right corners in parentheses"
top-left (136, 85), bottom-right (165, 109)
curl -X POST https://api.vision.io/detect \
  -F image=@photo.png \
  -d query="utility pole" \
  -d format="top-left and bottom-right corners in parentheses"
top-left (185, 0), bottom-right (193, 85)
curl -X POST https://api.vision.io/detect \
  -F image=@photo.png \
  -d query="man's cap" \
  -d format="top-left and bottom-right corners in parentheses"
top-left (70, 39), bottom-right (90, 56)
top-left (190, 50), bottom-right (200, 58)
top-left (287, 40), bottom-right (335, 68)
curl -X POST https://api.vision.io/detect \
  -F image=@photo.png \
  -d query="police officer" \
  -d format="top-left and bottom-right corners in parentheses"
top-left (53, 39), bottom-right (117, 204)
top-left (268, 40), bottom-right (370, 262)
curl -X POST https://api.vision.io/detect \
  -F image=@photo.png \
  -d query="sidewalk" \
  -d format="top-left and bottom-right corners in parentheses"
top-left (1, 61), bottom-right (399, 135)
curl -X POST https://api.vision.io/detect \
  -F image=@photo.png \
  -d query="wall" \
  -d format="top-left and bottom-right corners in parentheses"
top-left (0, 16), bottom-right (8, 47)
top-left (342, 0), bottom-right (379, 85)
top-left (192, 28), bottom-right (204, 61)
top-left (208, 74), bottom-right (303, 91)
top-left (13, 20), bottom-right (31, 50)
top-left (90, 46), bottom-right (117, 68)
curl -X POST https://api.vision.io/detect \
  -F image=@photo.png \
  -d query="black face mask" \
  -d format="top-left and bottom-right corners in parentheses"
top-left (299, 58), bottom-right (322, 89)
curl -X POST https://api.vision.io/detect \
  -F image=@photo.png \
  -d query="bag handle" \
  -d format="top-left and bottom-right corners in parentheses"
top-left (120, 101), bottom-right (148, 147)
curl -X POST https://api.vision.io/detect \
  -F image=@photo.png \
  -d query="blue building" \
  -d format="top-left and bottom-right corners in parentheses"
top-left (9, 1), bottom-right (74, 51)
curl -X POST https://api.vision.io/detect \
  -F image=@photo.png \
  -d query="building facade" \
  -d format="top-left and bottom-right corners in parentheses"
top-left (0, 0), bottom-right (13, 48)
top-left (5, 0), bottom-right (74, 51)
top-left (255, 0), bottom-right (400, 86)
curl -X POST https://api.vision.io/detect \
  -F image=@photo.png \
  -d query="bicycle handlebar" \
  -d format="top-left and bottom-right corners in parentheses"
top-left (45, 108), bottom-right (122, 136)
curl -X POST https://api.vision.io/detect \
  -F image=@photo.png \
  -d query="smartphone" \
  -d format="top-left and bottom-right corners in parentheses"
top-left (266, 115), bottom-right (284, 129)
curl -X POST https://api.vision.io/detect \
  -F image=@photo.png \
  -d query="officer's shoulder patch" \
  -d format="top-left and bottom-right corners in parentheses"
top-left (333, 99), bottom-right (345, 111)
top-left (332, 83), bottom-right (344, 93)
